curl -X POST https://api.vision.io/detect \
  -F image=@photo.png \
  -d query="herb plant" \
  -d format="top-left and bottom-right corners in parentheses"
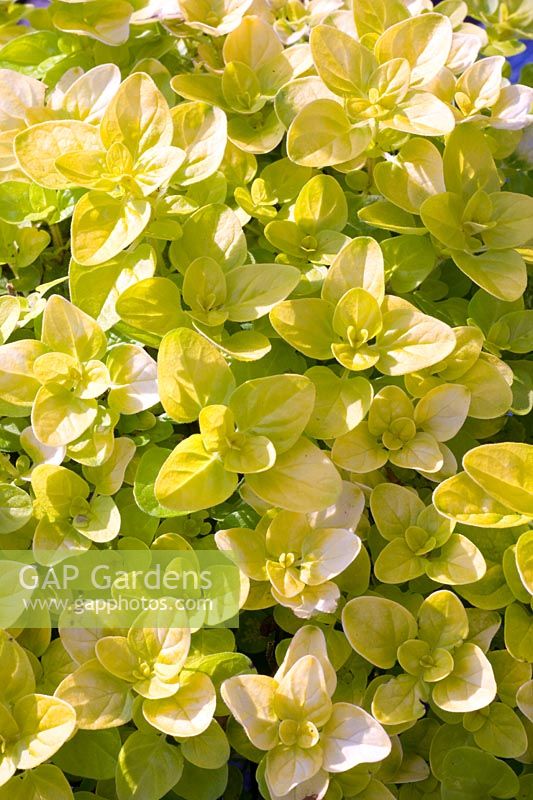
top-left (0, 1), bottom-right (531, 799)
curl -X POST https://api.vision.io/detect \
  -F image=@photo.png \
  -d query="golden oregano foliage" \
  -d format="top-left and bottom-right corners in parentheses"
top-left (0, 0), bottom-right (532, 798)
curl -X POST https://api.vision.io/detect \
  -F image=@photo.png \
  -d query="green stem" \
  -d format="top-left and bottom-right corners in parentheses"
top-left (49, 223), bottom-right (64, 251)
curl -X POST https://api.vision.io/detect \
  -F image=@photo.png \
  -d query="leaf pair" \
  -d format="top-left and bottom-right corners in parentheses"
top-left (15, 73), bottom-right (185, 265)
top-left (332, 383), bottom-right (470, 476)
top-left (222, 625), bottom-right (390, 799)
top-left (434, 442), bottom-right (533, 529)
top-left (0, 633), bottom-right (76, 786)
top-left (371, 128), bottom-right (533, 300)
top-left (172, 16), bottom-right (304, 154)
top-left (271, 236), bottom-right (456, 374)
top-left (371, 483), bottom-right (485, 585)
top-left (156, 340), bottom-right (341, 513)
top-left (287, 17), bottom-right (456, 167)
top-left (216, 510), bottom-right (360, 618)
top-left (31, 463), bottom-right (121, 564)
top-left (343, 591), bottom-right (497, 724)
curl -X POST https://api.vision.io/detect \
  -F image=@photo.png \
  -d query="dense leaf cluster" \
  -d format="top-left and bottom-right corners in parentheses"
top-left (0, 1), bottom-right (532, 799)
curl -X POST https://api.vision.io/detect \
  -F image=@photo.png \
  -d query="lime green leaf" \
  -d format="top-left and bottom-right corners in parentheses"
top-left (169, 204), bottom-right (246, 274)
top-left (0, 339), bottom-right (48, 409)
top-left (376, 308), bottom-right (456, 375)
top-left (374, 538), bottom-right (425, 584)
top-left (52, 0), bottom-right (133, 46)
top-left (270, 298), bottom-right (335, 360)
top-left (155, 434), bottom-right (238, 513)
top-left (246, 437), bottom-right (342, 513)
top-left (331, 422), bottom-right (388, 474)
top-left (294, 174), bottom-right (348, 234)
top-left (414, 384), bottom-right (470, 442)
top-left (0, 295), bottom-right (20, 343)
top-left (180, 720), bottom-right (230, 768)
top-left (360, 196), bottom-right (426, 234)
top-left (115, 731), bottom-right (184, 800)
top-left (158, 328), bottom-right (235, 423)
top-left (115, 277), bottom-right (188, 338)
top-left (517, 680), bottom-right (533, 723)
top-left (342, 596), bottom-right (417, 668)
top-left (304, 367), bottom-right (373, 439)
top-left (172, 760), bottom-right (228, 800)
top-left (432, 643), bottom-right (497, 713)
top-left (134, 447), bottom-right (183, 518)
top-left (452, 249), bottom-right (527, 302)
top-left (322, 237), bottom-right (385, 306)
top-left (310, 26), bottom-right (375, 96)
top-left (387, 92), bottom-right (455, 137)
top-left (60, 63), bottom-right (122, 124)
top-left (463, 443), bottom-right (533, 517)
top-left (0, 483), bottom-right (33, 533)
top-left (11, 693), bottom-right (77, 769)
top-left (353, 0), bottom-right (409, 38)
top-left (440, 746), bottom-right (519, 800)
top-left (433, 472), bottom-right (531, 528)
top-left (15, 120), bottom-right (101, 189)
top-left (71, 192), bottom-right (151, 267)
top-left (223, 264), bottom-right (300, 321)
top-left (32, 385), bottom-right (97, 448)
top-left (372, 674), bottom-right (426, 726)
top-left (375, 13), bottom-right (453, 86)
top-left (516, 531), bottom-right (533, 595)
top-left (229, 374), bottom-right (315, 454)
top-left (443, 125), bottom-right (501, 199)
top-left (426, 534), bottom-right (486, 585)
top-left (42, 294), bottom-right (106, 362)
top-left (143, 671), bottom-right (216, 737)
top-left (52, 729), bottom-right (120, 780)
top-left (69, 244), bottom-right (156, 331)
top-left (370, 483), bottom-right (424, 540)
top-left (472, 702), bottom-right (528, 758)
top-left (171, 101), bottom-right (227, 186)
top-left (504, 603), bottom-right (533, 662)
top-left (374, 138), bottom-right (445, 214)
top-left (221, 673), bottom-right (278, 750)
top-left (418, 590), bottom-right (468, 649)
top-left (0, 764), bottom-right (74, 800)
top-left (287, 100), bottom-right (372, 168)
top-left (101, 72), bottom-right (173, 158)
top-left (107, 344), bottom-right (157, 415)
top-left (55, 660), bottom-right (133, 730)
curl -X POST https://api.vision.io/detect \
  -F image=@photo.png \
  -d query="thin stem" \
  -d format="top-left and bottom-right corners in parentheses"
top-left (49, 223), bottom-right (64, 251)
